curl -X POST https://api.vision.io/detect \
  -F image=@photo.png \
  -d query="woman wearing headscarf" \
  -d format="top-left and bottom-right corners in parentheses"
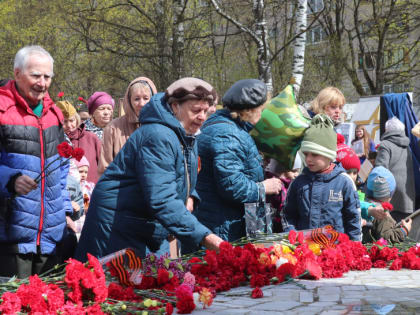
top-left (98, 77), bottom-right (157, 175)
top-left (75, 78), bottom-right (223, 261)
top-left (192, 79), bottom-right (283, 242)
top-left (84, 91), bottom-right (115, 140)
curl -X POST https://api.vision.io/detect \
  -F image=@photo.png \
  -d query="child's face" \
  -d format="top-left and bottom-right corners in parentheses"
top-left (347, 169), bottom-right (358, 183)
top-left (304, 152), bottom-right (332, 173)
top-left (79, 166), bottom-right (89, 181)
top-left (284, 169), bottom-right (300, 180)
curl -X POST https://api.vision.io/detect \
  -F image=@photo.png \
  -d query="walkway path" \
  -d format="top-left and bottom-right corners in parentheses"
top-left (193, 269), bottom-right (420, 314)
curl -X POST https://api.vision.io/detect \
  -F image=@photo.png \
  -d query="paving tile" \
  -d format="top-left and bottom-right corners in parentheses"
top-left (319, 311), bottom-right (344, 315)
top-left (193, 270), bottom-right (420, 314)
top-left (299, 291), bottom-right (314, 303)
top-left (341, 285), bottom-right (366, 291)
top-left (249, 300), bottom-right (302, 311)
top-left (209, 309), bottom-right (251, 315)
top-left (318, 293), bottom-right (340, 302)
top-left (307, 301), bottom-right (338, 308)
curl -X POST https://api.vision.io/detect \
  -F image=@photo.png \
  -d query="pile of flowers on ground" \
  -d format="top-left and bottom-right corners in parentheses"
top-left (1, 227), bottom-right (420, 314)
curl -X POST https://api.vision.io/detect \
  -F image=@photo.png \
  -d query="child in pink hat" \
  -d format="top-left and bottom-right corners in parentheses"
top-left (73, 156), bottom-right (95, 239)
top-left (74, 156), bottom-right (95, 210)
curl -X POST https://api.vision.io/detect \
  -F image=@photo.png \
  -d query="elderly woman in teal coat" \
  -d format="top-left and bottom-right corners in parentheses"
top-left (75, 78), bottom-right (223, 261)
top-left (192, 79), bottom-right (283, 243)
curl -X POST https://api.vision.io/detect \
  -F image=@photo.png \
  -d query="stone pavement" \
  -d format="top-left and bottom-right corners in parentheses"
top-left (192, 269), bottom-right (420, 315)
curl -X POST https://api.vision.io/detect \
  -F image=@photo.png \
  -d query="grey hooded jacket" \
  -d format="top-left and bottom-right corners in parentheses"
top-left (375, 130), bottom-right (415, 213)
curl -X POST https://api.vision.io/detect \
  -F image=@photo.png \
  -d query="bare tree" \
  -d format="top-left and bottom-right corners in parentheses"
top-left (209, 0), bottom-right (274, 94)
top-left (317, 0), bottom-right (420, 96)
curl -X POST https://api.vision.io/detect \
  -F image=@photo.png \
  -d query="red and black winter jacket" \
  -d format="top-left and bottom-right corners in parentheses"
top-left (0, 80), bottom-right (72, 254)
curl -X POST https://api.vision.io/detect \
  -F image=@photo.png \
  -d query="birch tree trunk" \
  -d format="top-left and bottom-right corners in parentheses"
top-left (291, 0), bottom-right (307, 98)
top-left (252, 0), bottom-right (273, 96)
top-left (172, 0), bottom-right (185, 80)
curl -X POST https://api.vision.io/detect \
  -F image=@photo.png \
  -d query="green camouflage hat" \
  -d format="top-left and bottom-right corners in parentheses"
top-left (251, 85), bottom-right (310, 169)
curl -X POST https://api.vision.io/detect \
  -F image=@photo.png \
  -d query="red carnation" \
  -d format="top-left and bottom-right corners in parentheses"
top-left (57, 91), bottom-right (64, 98)
top-left (251, 287), bottom-right (263, 298)
top-left (72, 147), bottom-right (85, 162)
top-left (302, 259), bottom-right (322, 280)
top-left (250, 273), bottom-right (269, 288)
top-left (57, 142), bottom-right (73, 158)
top-left (0, 292), bottom-right (22, 314)
top-left (157, 268), bottom-right (170, 286)
top-left (276, 262), bottom-right (297, 282)
top-left (176, 284), bottom-right (195, 314)
top-left (288, 230), bottom-right (297, 244)
top-left (165, 302), bottom-right (174, 315)
top-left (78, 96), bottom-right (87, 104)
top-left (297, 231), bottom-right (304, 244)
top-left (389, 258), bottom-right (403, 270)
top-left (373, 260), bottom-right (387, 268)
top-left (381, 202), bottom-right (393, 212)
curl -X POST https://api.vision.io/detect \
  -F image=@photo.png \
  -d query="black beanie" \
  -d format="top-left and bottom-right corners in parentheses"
top-left (222, 79), bottom-right (267, 110)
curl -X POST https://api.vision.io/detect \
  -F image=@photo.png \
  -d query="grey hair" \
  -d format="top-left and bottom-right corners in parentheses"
top-left (14, 45), bottom-right (54, 74)
top-left (385, 116), bottom-right (405, 132)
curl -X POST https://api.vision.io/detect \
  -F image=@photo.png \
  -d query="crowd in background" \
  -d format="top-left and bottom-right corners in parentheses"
top-left (1, 45), bottom-right (419, 279)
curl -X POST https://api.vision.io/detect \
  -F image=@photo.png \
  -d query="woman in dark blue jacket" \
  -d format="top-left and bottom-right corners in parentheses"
top-left (192, 79), bottom-right (283, 242)
top-left (75, 78), bottom-right (223, 261)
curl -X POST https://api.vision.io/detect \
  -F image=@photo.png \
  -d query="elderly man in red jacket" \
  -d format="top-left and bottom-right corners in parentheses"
top-left (0, 45), bottom-right (72, 278)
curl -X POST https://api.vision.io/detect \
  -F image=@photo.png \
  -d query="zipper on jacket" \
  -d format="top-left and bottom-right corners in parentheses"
top-left (36, 119), bottom-right (45, 247)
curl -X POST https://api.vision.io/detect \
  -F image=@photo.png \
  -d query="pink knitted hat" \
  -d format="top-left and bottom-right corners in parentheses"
top-left (87, 91), bottom-right (115, 115)
top-left (74, 156), bottom-right (90, 169)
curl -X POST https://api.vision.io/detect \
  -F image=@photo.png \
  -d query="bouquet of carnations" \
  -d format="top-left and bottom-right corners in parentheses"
top-left (34, 142), bottom-right (84, 184)
top-left (1, 227), bottom-right (420, 314)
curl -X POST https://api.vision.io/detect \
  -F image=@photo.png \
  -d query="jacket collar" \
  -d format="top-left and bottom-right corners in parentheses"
top-left (0, 80), bottom-right (62, 122)
top-left (302, 162), bottom-right (345, 181)
top-left (213, 109), bottom-right (256, 132)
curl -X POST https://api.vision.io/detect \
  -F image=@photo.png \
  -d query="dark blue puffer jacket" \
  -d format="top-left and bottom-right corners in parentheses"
top-left (283, 163), bottom-right (361, 241)
top-left (193, 109), bottom-right (264, 242)
top-left (75, 93), bottom-right (212, 261)
top-left (0, 81), bottom-right (72, 255)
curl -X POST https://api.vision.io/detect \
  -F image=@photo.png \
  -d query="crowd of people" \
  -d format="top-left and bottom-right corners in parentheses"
top-left (1, 45), bottom-right (419, 279)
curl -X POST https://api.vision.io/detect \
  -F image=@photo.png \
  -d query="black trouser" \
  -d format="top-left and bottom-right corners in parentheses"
top-left (59, 230), bottom-right (78, 263)
top-left (0, 246), bottom-right (58, 279)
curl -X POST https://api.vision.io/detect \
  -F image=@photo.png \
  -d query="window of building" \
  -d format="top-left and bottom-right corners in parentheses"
top-left (383, 48), bottom-right (409, 69)
top-left (383, 84), bottom-right (392, 94)
top-left (383, 83), bottom-right (412, 93)
top-left (362, 85), bottom-right (370, 94)
top-left (307, 26), bottom-right (327, 44)
top-left (358, 52), bottom-right (376, 70)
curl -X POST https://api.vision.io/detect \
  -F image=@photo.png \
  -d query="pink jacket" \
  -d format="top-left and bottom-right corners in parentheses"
top-left (67, 125), bottom-right (101, 183)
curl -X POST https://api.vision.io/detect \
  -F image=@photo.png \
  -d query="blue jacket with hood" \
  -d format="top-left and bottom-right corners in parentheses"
top-left (75, 93), bottom-right (212, 261)
top-left (283, 163), bottom-right (361, 241)
top-left (192, 109), bottom-right (264, 242)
